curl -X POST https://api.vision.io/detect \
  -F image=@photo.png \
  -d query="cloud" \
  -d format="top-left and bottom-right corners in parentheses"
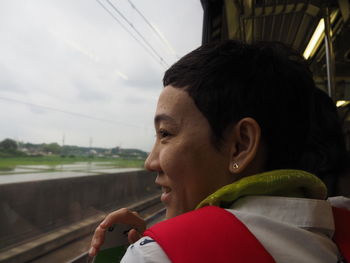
top-left (0, 69), bottom-right (25, 93)
top-left (28, 105), bottom-right (47, 115)
top-left (48, 28), bottom-right (101, 63)
top-left (73, 78), bottom-right (111, 102)
top-left (115, 70), bottom-right (128, 80)
top-left (0, 0), bottom-right (202, 151)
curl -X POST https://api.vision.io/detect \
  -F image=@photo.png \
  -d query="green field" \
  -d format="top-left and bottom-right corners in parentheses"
top-left (0, 156), bottom-right (145, 170)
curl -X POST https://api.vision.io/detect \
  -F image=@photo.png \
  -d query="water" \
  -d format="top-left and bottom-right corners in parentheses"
top-left (0, 162), bottom-right (143, 185)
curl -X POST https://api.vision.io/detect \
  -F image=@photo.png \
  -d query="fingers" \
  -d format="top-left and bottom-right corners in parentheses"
top-left (128, 228), bottom-right (142, 244)
top-left (100, 208), bottom-right (145, 232)
top-left (88, 208), bottom-right (146, 258)
top-left (88, 246), bottom-right (97, 258)
top-left (89, 224), bottom-right (106, 257)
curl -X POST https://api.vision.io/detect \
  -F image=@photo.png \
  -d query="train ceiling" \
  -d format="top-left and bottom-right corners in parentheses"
top-left (201, 0), bottom-right (350, 99)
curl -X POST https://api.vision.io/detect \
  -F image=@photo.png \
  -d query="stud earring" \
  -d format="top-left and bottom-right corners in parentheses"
top-left (232, 163), bottom-right (239, 169)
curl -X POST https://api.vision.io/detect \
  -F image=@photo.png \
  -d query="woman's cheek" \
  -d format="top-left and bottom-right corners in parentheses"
top-left (160, 146), bottom-right (186, 176)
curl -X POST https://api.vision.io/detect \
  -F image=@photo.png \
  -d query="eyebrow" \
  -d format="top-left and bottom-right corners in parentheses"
top-left (154, 114), bottom-right (177, 125)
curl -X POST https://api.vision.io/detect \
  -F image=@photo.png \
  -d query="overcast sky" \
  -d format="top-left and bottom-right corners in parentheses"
top-left (0, 0), bottom-right (203, 152)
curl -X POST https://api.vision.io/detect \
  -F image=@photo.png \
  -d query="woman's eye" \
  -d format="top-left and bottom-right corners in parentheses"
top-left (158, 129), bottom-right (171, 138)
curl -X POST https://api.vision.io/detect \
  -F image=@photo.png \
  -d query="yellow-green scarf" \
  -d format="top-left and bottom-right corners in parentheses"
top-left (197, 169), bottom-right (327, 209)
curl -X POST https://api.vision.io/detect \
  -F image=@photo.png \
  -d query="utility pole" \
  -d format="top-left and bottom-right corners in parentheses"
top-left (61, 134), bottom-right (65, 157)
top-left (62, 134), bottom-right (65, 147)
top-left (89, 137), bottom-right (93, 149)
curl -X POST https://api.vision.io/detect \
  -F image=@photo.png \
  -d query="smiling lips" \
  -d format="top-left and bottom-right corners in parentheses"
top-left (161, 186), bottom-right (172, 203)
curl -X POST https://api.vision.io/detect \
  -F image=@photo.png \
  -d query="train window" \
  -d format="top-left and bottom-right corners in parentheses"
top-left (1, 1), bottom-right (349, 262)
top-left (0, 1), bottom-right (202, 262)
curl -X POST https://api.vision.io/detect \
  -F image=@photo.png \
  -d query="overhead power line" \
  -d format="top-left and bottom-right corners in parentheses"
top-left (95, 0), bottom-right (164, 68)
top-left (127, 0), bottom-right (178, 58)
top-left (0, 96), bottom-right (139, 128)
top-left (103, 0), bottom-right (170, 67)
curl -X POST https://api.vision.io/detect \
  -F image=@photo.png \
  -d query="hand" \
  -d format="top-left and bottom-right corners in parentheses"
top-left (88, 208), bottom-right (146, 257)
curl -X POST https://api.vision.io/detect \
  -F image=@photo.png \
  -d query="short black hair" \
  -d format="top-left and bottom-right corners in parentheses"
top-left (303, 88), bottom-right (348, 194)
top-left (163, 40), bottom-right (316, 172)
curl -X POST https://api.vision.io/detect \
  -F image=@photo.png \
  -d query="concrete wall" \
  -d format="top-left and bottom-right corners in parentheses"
top-left (0, 170), bottom-right (159, 249)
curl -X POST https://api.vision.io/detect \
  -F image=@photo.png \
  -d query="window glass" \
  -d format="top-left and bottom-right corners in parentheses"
top-left (0, 0), bottom-right (202, 259)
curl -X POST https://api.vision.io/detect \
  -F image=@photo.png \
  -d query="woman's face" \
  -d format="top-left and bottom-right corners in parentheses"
top-left (145, 85), bottom-right (233, 219)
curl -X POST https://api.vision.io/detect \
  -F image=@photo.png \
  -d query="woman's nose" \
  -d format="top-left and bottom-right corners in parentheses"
top-left (144, 146), bottom-right (161, 172)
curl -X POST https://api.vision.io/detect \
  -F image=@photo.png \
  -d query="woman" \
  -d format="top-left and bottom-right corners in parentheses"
top-left (89, 40), bottom-right (346, 262)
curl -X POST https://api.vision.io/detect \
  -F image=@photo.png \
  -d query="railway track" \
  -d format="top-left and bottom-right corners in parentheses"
top-left (0, 194), bottom-right (165, 263)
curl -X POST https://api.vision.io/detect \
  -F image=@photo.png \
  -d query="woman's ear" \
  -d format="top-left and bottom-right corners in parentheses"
top-left (228, 117), bottom-right (262, 174)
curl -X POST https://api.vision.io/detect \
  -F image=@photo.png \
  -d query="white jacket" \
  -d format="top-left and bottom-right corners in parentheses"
top-left (122, 196), bottom-right (347, 263)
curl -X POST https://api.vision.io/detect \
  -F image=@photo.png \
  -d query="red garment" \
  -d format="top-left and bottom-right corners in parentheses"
top-left (144, 206), bottom-right (276, 263)
top-left (332, 207), bottom-right (350, 262)
top-left (144, 205), bottom-right (350, 263)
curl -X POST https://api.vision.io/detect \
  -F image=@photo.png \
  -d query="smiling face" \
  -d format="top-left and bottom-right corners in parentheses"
top-left (144, 85), bottom-right (234, 219)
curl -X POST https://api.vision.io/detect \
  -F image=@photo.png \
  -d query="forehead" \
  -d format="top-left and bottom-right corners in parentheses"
top-left (157, 86), bottom-right (190, 113)
top-left (155, 85), bottom-right (203, 125)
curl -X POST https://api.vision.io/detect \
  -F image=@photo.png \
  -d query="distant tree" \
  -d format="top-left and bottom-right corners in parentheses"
top-left (0, 138), bottom-right (18, 151)
top-left (111, 147), bottom-right (120, 155)
top-left (42, 143), bottom-right (61, 154)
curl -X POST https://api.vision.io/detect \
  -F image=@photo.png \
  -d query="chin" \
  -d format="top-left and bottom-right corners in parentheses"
top-left (165, 207), bottom-right (188, 219)
top-left (165, 209), bottom-right (175, 219)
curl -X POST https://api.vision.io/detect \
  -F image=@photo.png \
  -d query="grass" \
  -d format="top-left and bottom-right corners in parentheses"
top-left (0, 156), bottom-right (145, 170)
